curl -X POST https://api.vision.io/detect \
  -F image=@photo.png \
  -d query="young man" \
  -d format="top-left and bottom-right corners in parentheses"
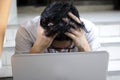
top-left (15, 2), bottom-right (100, 53)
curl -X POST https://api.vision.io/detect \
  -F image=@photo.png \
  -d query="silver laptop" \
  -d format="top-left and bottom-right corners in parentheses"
top-left (11, 51), bottom-right (109, 80)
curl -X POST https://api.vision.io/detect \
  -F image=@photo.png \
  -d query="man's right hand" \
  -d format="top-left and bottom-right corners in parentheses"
top-left (30, 25), bottom-right (57, 53)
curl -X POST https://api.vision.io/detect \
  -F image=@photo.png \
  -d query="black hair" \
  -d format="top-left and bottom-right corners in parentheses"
top-left (40, 1), bottom-right (80, 41)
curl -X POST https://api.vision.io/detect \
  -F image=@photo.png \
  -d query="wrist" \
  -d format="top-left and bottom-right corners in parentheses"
top-left (78, 46), bottom-right (91, 52)
top-left (30, 42), bottom-right (45, 53)
top-left (77, 43), bottom-right (91, 52)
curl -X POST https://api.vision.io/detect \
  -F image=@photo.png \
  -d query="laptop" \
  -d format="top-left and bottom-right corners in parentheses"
top-left (11, 51), bottom-right (109, 80)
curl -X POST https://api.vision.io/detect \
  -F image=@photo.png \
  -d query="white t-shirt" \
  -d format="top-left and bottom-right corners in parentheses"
top-left (15, 16), bottom-right (100, 53)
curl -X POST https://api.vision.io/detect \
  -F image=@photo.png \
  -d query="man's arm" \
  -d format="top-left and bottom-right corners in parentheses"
top-left (65, 12), bottom-right (100, 51)
top-left (16, 23), bottom-right (56, 53)
top-left (65, 28), bottom-right (91, 52)
top-left (64, 12), bottom-right (91, 52)
top-left (30, 26), bottom-right (57, 53)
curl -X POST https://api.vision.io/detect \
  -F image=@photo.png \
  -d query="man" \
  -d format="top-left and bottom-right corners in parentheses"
top-left (15, 2), bottom-right (100, 53)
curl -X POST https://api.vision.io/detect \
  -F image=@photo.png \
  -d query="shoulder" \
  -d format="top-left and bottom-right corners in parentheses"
top-left (80, 18), bottom-right (100, 50)
top-left (80, 18), bottom-right (96, 32)
top-left (80, 18), bottom-right (98, 37)
top-left (16, 16), bottom-right (40, 41)
top-left (20, 16), bottom-right (40, 30)
top-left (17, 16), bottom-right (40, 34)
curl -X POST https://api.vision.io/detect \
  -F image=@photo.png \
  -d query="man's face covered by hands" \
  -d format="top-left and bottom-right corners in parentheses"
top-left (30, 2), bottom-right (91, 53)
top-left (40, 2), bottom-right (87, 41)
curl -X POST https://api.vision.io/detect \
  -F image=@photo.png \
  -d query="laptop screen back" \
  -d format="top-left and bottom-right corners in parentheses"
top-left (11, 51), bottom-right (109, 80)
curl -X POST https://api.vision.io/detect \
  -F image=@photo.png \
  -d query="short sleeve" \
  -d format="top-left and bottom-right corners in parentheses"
top-left (15, 26), bottom-right (33, 53)
top-left (81, 18), bottom-right (101, 51)
top-left (86, 25), bottom-right (101, 51)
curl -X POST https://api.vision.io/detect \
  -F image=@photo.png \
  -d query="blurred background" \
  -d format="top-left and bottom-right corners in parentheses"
top-left (0, 0), bottom-right (120, 80)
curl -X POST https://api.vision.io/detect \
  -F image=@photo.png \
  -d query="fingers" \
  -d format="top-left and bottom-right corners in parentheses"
top-left (65, 28), bottom-right (79, 38)
top-left (62, 12), bottom-right (82, 29)
top-left (62, 18), bottom-right (78, 29)
top-left (65, 27), bottom-right (85, 40)
top-left (68, 12), bottom-right (81, 23)
top-left (52, 33), bottom-right (57, 39)
top-left (70, 28), bottom-right (79, 36)
top-left (65, 31), bottom-right (76, 40)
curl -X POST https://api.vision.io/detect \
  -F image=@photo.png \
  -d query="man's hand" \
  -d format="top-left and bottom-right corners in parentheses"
top-left (64, 12), bottom-right (91, 51)
top-left (30, 25), bottom-right (57, 53)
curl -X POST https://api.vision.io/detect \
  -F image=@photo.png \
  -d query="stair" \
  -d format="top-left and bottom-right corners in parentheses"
top-left (1, 6), bottom-right (120, 77)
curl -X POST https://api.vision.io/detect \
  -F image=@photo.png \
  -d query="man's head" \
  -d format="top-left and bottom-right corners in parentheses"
top-left (40, 1), bottom-right (80, 41)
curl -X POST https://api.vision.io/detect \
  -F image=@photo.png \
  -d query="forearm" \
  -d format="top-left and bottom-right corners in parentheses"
top-left (78, 43), bottom-right (91, 52)
top-left (30, 41), bottom-right (45, 53)
top-left (30, 45), bottom-right (44, 53)
top-left (77, 38), bottom-right (91, 52)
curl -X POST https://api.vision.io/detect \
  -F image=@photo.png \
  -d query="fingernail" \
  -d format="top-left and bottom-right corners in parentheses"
top-left (62, 18), bottom-right (66, 21)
